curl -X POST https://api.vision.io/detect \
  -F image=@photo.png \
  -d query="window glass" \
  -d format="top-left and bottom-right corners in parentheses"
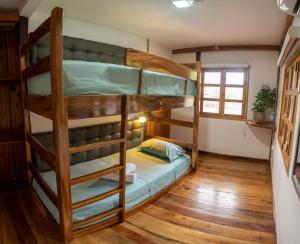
top-left (224, 102), bottom-right (242, 115)
top-left (226, 72), bottom-right (244, 85)
top-left (203, 100), bottom-right (219, 113)
top-left (204, 72), bottom-right (221, 84)
top-left (225, 87), bottom-right (243, 100)
top-left (203, 86), bottom-right (220, 99)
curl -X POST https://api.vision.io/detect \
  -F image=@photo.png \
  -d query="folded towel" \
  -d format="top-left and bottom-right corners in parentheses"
top-left (102, 162), bottom-right (137, 183)
top-left (126, 162), bottom-right (136, 174)
top-left (102, 172), bottom-right (137, 183)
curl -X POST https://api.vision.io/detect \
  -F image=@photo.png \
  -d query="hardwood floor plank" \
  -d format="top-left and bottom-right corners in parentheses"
top-left (1, 153), bottom-right (276, 243)
top-left (142, 205), bottom-right (275, 243)
top-left (18, 192), bottom-right (61, 244)
top-left (4, 195), bottom-right (39, 244)
top-left (127, 212), bottom-right (254, 244)
top-left (170, 184), bottom-right (273, 213)
top-left (90, 228), bottom-right (136, 244)
top-left (112, 224), bottom-right (157, 244)
top-left (119, 222), bottom-right (179, 244)
top-left (153, 196), bottom-right (274, 233)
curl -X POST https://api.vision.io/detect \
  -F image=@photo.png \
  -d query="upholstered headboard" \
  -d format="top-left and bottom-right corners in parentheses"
top-left (32, 119), bottom-right (143, 172)
top-left (30, 35), bottom-right (126, 65)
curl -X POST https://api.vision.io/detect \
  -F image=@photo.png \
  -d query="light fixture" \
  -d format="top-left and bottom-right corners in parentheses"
top-left (279, 3), bottom-right (289, 11)
top-left (173, 0), bottom-right (193, 8)
top-left (139, 116), bottom-right (147, 123)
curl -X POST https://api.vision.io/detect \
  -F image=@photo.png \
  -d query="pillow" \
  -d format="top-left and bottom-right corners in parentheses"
top-left (138, 138), bottom-right (185, 161)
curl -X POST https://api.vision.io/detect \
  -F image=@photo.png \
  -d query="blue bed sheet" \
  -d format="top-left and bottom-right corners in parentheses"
top-left (27, 60), bottom-right (196, 96)
top-left (32, 148), bottom-right (190, 228)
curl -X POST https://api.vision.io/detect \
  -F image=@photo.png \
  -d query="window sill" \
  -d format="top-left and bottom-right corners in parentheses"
top-left (200, 113), bottom-right (246, 121)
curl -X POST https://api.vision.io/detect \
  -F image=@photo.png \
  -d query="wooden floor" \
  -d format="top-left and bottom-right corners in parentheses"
top-left (0, 153), bottom-right (276, 244)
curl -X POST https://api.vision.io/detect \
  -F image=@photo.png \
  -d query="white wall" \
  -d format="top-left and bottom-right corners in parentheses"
top-left (29, 12), bottom-right (172, 133)
top-left (171, 51), bottom-right (278, 159)
top-left (270, 17), bottom-right (300, 244)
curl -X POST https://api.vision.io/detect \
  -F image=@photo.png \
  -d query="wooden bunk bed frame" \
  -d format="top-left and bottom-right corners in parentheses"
top-left (19, 7), bottom-right (201, 243)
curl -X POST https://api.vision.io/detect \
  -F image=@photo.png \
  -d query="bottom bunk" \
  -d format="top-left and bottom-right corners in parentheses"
top-left (32, 147), bottom-right (191, 230)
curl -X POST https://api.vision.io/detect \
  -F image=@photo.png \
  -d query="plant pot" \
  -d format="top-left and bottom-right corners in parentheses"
top-left (265, 107), bottom-right (275, 122)
top-left (253, 112), bottom-right (265, 124)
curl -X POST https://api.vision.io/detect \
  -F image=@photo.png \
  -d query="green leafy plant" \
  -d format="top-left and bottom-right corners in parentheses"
top-left (252, 88), bottom-right (277, 113)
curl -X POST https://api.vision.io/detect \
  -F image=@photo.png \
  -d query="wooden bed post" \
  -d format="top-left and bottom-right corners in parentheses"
top-left (50, 7), bottom-right (73, 243)
top-left (119, 95), bottom-right (128, 222)
top-left (191, 52), bottom-right (201, 171)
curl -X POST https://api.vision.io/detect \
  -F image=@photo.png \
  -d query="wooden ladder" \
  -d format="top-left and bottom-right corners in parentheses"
top-left (70, 95), bottom-right (128, 236)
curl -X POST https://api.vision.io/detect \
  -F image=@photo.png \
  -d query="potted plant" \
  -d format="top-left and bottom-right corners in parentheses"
top-left (252, 87), bottom-right (277, 124)
top-left (265, 88), bottom-right (277, 122)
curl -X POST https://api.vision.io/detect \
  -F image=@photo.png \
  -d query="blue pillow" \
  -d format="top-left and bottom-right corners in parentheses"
top-left (138, 139), bottom-right (185, 161)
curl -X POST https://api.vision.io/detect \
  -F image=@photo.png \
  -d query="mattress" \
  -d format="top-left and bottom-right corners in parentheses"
top-left (32, 147), bottom-right (190, 227)
top-left (27, 60), bottom-right (196, 96)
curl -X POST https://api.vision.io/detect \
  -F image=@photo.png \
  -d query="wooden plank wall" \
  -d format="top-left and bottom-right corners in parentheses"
top-left (0, 17), bottom-right (28, 192)
top-left (147, 110), bottom-right (171, 138)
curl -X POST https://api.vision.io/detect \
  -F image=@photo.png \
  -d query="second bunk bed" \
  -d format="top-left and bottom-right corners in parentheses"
top-left (20, 7), bottom-right (201, 243)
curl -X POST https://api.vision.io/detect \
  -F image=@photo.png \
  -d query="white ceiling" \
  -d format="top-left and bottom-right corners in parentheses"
top-left (35, 0), bottom-right (287, 50)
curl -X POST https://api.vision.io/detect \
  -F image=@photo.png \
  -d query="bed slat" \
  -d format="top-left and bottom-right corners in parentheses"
top-left (128, 95), bottom-right (194, 113)
top-left (73, 207), bottom-right (122, 229)
top-left (69, 138), bottom-right (125, 154)
top-left (66, 95), bottom-right (122, 119)
top-left (73, 215), bottom-right (120, 237)
top-left (72, 187), bottom-right (123, 209)
top-left (24, 95), bottom-right (52, 119)
top-left (22, 55), bottom-right (50, 79)
top-left (20, 17), bottom-right (50, 55)
top-left (70, 165), bottom-right (124, 185)
top-left (27, 133), bottom-right (55, 169)
top-left (66, 95), bottom-right (194, 119)
top-left (29, 164), bottom-right (59, 207)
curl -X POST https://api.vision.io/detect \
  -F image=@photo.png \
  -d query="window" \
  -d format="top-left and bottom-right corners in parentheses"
top-left (278, 56), bottom-right (299, 172)
top-left (200, 68), bottom-right (249, 120)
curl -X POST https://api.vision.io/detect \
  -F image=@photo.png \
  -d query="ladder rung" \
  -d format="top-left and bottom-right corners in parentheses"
top-left (70, 165), bottom-right (124, 185)
top-left (29, 164), bottom-right (59, 207)
top-left (72, 187), bottom-right (123, 209)
top-left (27, 133), bottom-right (55, 169)
top-left (73, 215), bottom-right (120, 237)
top-left (73, 207), bottom-right (122, 229)
top-left (69, 138), bottom-right (126, 154)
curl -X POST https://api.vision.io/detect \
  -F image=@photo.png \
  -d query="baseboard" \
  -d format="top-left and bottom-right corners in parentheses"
top-left (198, 150), bottom-right (269, 163)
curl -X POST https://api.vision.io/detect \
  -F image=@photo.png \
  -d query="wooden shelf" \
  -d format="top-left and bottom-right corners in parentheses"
top-left (0, 78), bottom-right (19, 85)
top-left (0, 133), bottom-right (24, 145)
top-left (246, 120), bottom-right (274, 129)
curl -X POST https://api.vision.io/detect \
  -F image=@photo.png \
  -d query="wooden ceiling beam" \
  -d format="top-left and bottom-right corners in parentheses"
top-left (280, 15), bottom-right (295, 49)
top-left (172, 45), bottom-right (280, 54)
top-left (0, 13), bottom-right (20, 23)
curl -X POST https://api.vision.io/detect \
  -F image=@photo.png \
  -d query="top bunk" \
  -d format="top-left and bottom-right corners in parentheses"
top-left (20, 7), bottom-right (200, 120)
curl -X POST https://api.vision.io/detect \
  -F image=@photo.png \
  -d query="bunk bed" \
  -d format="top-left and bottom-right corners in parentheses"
top-left (20, 7), bottom-right (201, 243)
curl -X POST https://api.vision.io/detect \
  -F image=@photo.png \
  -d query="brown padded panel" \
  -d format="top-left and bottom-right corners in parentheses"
top-left (32, 119), bottom-right (143, 172)
top-left (30, 35), bottom-right (126, 65)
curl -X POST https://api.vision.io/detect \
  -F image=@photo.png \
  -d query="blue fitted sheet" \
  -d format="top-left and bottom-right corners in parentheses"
top-left (27, 60), bottom-right (196, 96)
top-left (32, 148), bottom-right (190, 226)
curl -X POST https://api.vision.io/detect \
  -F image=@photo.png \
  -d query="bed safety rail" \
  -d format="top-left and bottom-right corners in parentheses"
top-left (29, 164), bottom-right (59, 207)
top-left (72, 187), bottom-right (123, 209)
top-left (24, 95), bottom-right (195, 120)
top-left (73, 207), bottom-right (123, 230)
top-left (70, 165), bottom-right (124, 185)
